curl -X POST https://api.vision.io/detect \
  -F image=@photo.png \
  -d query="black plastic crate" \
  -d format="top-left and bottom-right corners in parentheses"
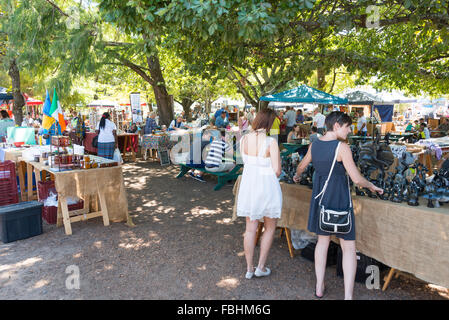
top-left (300, 241), bottom-right (339, 266)
top-left (0, 201), bottom-right (43, 243)
top-left (336, 247), bottom-right (387, 283)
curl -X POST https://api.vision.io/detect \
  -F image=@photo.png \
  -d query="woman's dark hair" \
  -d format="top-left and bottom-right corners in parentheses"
top-left (311, 126), bottom-right (318, 133)
top-left (292, 124), bottom-right (299, 130)
top-left (325, 111), bottom-right (352, 131)
top-left (99, 112), bottom-right (110, 130)
top-left (1, 110), bottom-right (10, 119)
top-left (252, 108), bottom-right (276, 132)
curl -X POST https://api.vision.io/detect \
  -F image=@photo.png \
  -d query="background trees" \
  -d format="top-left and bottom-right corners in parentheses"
top-left (2, 0), bottom-right (449, 124)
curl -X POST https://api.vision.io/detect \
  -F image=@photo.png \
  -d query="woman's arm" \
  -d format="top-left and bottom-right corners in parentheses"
top-left (287, 131), bottom-right (293, 143)
top-left (293, 144), bottom-right (312, 182)
top-left (269, 138), bottom-right (282, 177)
top-left (339, 143), bottom-right (383, 193)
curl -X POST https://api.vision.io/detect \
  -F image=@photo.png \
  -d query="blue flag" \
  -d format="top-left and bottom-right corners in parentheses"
top-left (42, 90), bottom-right (54, 129)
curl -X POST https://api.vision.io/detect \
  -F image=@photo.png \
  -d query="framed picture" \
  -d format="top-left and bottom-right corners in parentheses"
top-left (158, 148), bottom-right (170, 166)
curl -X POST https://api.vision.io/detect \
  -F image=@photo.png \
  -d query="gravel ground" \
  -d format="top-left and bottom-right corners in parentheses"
top-left (0, 160), bottom-right (447, 300)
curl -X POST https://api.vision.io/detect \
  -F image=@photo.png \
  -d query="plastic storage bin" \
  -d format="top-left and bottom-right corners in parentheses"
top-left (0, 201), bottom-right (43, 243)
top-left (0, 161), bottom-right (19, 206)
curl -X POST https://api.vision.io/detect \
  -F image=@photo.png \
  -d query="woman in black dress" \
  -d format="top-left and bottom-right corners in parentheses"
top-left (293, 111), bottom-right (383, 300)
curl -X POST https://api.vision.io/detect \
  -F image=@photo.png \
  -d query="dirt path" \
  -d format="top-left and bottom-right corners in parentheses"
top-left (0, 161), bottom-right (447, 300)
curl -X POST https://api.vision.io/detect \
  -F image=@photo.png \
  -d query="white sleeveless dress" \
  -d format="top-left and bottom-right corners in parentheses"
top-left (236, 135), bottom-right (282, 221)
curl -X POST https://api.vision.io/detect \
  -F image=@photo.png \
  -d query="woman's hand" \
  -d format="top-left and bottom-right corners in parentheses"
top-left (293, 174), bottom-right (301, 183)
top-left (368, 183), bottom-right (383, 194)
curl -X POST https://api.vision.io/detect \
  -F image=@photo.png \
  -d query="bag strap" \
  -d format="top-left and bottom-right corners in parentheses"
top-left (314, 141), bottom-right (352, 209)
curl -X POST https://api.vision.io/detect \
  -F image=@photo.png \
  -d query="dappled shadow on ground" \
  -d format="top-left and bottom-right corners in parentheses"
top-left (0, 159), bottom-right (447, 300)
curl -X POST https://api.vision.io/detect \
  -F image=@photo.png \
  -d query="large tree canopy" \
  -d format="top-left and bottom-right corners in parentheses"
top-left (99, 0), bottom-right (449, 105)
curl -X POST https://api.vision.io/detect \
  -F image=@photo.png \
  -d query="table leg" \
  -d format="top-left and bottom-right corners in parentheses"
top-left (284, 228), bottom-right (294, 258)
top-left (60, 196), bottom-right (72, 235)
top-left (18, 162), bottom-right (26, 202)
top-left (131, 136), bottom-right (136, 161)
top-left (382, 268), bottom-right (396, 291)
top-left (98, 190), bottom-right (110, 227)
top-left (27, 162), bottom-right (33, 200)
top-left (122, 136), bottom-right (129, 162)
top-left (34, 168), bottom-right (41, 201)
top-left (143, 148), bottom-right (147, 161)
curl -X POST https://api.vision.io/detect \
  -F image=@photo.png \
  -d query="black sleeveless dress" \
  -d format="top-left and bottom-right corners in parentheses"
top-left (307, 139), bottom-right (356, 240)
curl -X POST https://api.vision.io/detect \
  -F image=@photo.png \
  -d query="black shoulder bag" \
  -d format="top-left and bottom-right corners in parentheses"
top-left (315, 141), bottom-right (353, 234)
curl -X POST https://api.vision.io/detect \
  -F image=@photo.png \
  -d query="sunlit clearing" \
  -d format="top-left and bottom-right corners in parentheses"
top-left (427, 284), bottom-right (449, 298)
top-left (73, 253), bottom-right (82, 258)
top-left (119, 238), bottom-right (152, 250)
top-left (0, 257), bottom-right (42, 272)
top-left (129, 176), bottom-right (147, 190)
top-left (143, 200), bottom-right (158, 207)
top-left (216, 218), bottom-right (232, 225)
top-left (216, 277), bottom-right (240, 289)
top-left (237, 251), bottom-right (245, 257)
top-left (94, 241), bottom-right (102, 249)
top-left (33, 279), bottom-right (49, 289)
top-left (197, 265), bottom-right (206, 271)
top-left (187, 282), bottom-right (193, 289)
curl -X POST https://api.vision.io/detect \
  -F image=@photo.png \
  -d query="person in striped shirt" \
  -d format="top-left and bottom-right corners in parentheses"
top-left (189, 129), bottom-right (236, 182)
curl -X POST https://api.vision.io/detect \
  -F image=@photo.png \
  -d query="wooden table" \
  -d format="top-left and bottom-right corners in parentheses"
top-left (24, 160), bottom-right (128, 235)
top-left (84, 132), bottom-right (138, 162)
top-left (233, 182), bottom-right (449, 291)
top-left (119, 133), bottom-right (137, 162)
top-left (281, 143), bottom-right (309, 158)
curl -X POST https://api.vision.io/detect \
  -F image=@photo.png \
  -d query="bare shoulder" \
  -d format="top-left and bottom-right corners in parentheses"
top-left (338, 141), bottom-right (352, 157)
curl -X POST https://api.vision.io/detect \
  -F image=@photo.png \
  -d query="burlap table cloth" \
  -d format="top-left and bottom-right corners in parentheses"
top-left (233, 179), bottom-right (449, 289)
top-left (30, 162), bottom-right (132, 224)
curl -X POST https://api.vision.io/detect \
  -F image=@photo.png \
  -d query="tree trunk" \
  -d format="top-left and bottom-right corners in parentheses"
top-left (205, 99), bottom-right (212, 113)
top-left (181, 97), bottom-right (193, 122)
top-left (8, 59), bottom-right (25, 126)
top-left (146, 55), bottom-right (173, 126)
top-left (317, 67), bottom-right (327, 91)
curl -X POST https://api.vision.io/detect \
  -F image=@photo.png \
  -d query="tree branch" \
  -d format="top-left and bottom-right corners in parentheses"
top-left (45, 0), bottom-right (69, 17)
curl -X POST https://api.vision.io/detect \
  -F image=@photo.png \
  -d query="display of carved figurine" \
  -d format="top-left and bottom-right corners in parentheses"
top-left (381, 172), bottom-right (395, 200)
top-left (357, 133), bottom-right (395, 198)
top-left (407, 180), bottom-right (420, 206)
top-left (390, 174), bottom-right (406, 203)
top-left (431, 170), bottom-right (449, 205)
top-left (299, 163), bottom-right (314, 188)
top-left (423, 183), bottom-right (438, 208)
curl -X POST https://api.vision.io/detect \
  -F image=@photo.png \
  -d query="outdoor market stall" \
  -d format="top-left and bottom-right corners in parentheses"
top-left (24, 159), bottom-right (132, 235)
top-left (260, 84), bottom-right (348, 157)
top-left (83, 132), bottom-right (139, 162)
top-left (0, 137), bottom-right (134, 235)
top-left (232, 182), bottom-right (449, 290)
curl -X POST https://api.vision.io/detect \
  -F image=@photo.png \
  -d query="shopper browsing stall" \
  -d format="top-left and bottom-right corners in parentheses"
top-left (0, 110), bottom-right (15, 142)
top-left (293, 111), bottom-right (383, 300)
top-left (96, 112), bottom-right (118, 160)
top-left (144, 112), bottom-right (158, 134)
top-left (237, 108), bottom-right (282, 280)
top-left (313, 108), bottom-right (326, 134)
top-left (357, 110), bottom-right (368, 136)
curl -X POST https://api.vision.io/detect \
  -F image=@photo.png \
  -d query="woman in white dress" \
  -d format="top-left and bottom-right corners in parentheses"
top-left (237, 108), bottom-right (282, 279)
